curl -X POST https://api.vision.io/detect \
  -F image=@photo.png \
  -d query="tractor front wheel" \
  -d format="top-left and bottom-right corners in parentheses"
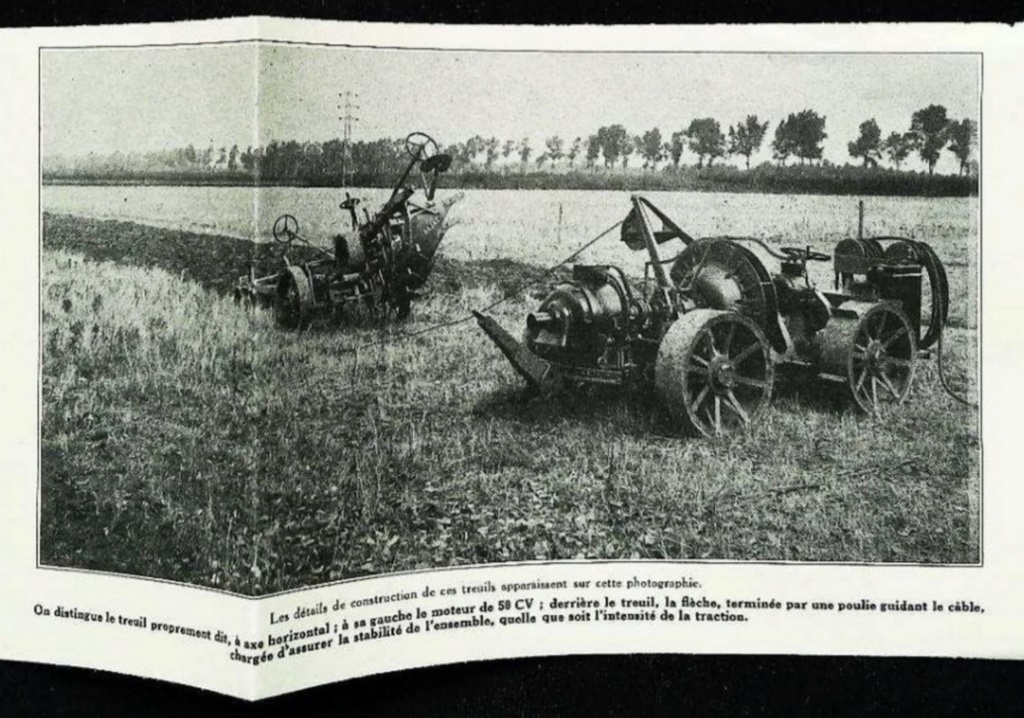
top-left (818, 301), bottom-right (917, 416)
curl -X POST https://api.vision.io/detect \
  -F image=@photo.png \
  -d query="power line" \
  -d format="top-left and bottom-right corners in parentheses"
top-left (339, 91), bottom-right (360, 187)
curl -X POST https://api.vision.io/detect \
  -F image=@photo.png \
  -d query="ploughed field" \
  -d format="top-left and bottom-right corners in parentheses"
top-left (43, 185), bottom-right (977, 272)
top-left (40, 191), bottom-right (979, 595)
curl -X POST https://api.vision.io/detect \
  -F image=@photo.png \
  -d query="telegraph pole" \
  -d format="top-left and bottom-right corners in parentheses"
top-left (339, 91), bottom-right (359, 187)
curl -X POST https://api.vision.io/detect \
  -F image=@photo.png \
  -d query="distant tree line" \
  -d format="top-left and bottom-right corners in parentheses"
top-left (434, 105), bottom-right (974, 176)
top-left (846, 106), bottom-right (977, 176)
top-left (43, 104), bottom-right (977, 195)
top-left (43, 137), bottom-right (410, 184)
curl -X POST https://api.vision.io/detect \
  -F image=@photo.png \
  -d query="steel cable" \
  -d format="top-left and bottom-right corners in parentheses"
top-left (336, 218), bottom-right (624, 354)
top-left (936, 326), bottom-right (978, 409)
top-left (313, 219), bottom-right (976, 413)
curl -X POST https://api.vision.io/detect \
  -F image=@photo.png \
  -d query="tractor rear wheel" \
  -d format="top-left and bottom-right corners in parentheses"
top-left (274, 267), bottom-right (314, 329)
top-left (656, 309), bottom-right (774, 437)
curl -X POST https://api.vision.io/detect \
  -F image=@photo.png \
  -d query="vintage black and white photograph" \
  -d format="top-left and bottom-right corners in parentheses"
top-left (40, 43), bottom-right (980, 596)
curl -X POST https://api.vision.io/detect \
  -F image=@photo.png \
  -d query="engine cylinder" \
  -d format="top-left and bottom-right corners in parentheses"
top-left (525, 265), bottom-right (631, 366)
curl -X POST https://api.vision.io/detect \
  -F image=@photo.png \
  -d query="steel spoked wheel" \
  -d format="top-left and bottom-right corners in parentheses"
top-left (274, 276), bottom-right (302, 328)
top-left (656, 309), bottom-right (774, 437)
top-left (274, 268), bottom-right (314, 329)
top-left (847, 304), bottom-right (917, 415)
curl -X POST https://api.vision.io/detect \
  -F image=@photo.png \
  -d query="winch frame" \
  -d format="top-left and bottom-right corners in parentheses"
top-left (474, 194), bottom-right (950, 436)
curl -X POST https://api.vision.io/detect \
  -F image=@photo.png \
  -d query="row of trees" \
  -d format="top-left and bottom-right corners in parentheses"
top-left (440, 119), bottom-right (774, 174)
top-left (847, 106), bottom-right (978, 175)
top-left (43, 104), bottom-right (977, 182)
top-left (43, 137), bottom-right (411, 182)
top-left (439, 104), bottom-right (975, 176)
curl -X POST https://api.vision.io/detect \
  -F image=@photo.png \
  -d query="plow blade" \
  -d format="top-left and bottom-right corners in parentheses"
top-left (473, 311), bottom-right (557, 392)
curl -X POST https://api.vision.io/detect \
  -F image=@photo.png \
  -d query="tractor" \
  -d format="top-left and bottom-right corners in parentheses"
top-left (235, 132), bottom-right (462, 327)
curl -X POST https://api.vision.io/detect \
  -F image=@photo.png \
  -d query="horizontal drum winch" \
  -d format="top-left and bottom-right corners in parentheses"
top-left (475, 194), bottom-right (950, 436)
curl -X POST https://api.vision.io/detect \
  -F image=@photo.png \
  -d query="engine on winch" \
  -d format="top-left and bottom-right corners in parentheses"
top-left (474, 194), bottom-right (950, 437)
top-left (523, 265), bottom-right (661, 382)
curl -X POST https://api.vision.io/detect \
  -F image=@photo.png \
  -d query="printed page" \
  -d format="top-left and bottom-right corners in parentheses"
top-left (1, 17), bottom-right (1021, 701)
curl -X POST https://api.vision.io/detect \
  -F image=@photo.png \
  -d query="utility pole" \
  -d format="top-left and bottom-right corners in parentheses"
top-left (339, 91), bottom-right (359, 187)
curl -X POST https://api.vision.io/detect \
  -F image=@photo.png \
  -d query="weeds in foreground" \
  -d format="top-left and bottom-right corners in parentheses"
top-left (40, 230), bottom-right (979, 595)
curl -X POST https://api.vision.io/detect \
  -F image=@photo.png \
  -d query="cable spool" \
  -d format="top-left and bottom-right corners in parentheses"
top-left (872, 236), bottom-right (950, 350)
top-left (669, 238), bottom-right (785, 353)
top-left (911, 240), bottom-right (949, 350)
top-left (834, 238), bottom-right (878, 290)
top-left (860, 237), bottom-right (884, 258)
top-left (883, 239), bottom-right (919, 264)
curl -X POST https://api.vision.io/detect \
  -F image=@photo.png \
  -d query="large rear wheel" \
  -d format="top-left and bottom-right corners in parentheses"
top-left (274, 267), bottom-right (314, 329)
top-left (656, 309), bottom-right (774, 437)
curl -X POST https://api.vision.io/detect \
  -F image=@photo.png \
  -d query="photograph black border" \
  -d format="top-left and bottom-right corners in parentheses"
top-left (37, 39), bottom-right (985, 601)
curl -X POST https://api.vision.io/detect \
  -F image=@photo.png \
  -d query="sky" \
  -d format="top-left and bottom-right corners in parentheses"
top-left (41, 43), bottom-right (980, 174)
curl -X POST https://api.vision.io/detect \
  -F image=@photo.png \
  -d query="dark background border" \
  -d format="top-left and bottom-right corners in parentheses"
top-left (6, 0), bottom-right (1022, 714)
top-left (4, 655), bottom-right (1023, 715)
top-left (2, 0), bottom-right (1023, 27)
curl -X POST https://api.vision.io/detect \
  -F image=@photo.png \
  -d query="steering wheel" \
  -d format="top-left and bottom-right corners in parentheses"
top-left (405, 132), bottom-right (439, 161)
top-left (781, 246), bottom-right (830, 262)
top-left (272, 214), bottom-right (300, 244)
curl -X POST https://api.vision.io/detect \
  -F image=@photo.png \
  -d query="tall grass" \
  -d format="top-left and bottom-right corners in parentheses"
top-left (41, 229), bottom-right (979, 596)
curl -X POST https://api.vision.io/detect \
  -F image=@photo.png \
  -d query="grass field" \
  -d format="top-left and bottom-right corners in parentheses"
top-left (40, 212), bottom-right (980, 596)
top-left (42, 185), bottom-right (978, 266)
